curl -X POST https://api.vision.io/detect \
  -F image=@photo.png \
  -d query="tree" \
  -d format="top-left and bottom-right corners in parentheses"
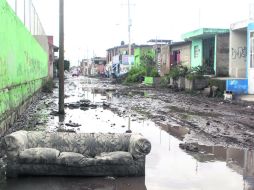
top-left (140, 53), bottom-right (159, 77)
top-left (54, 59), bottom-right (70, 71)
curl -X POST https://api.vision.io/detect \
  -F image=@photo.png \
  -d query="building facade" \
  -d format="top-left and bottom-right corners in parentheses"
top-left (106, 44), bottom-right (135, 77)
top-left (182, 28), bottom-right (229, 76)
top-left (228, 19), bottom-right (254, 94)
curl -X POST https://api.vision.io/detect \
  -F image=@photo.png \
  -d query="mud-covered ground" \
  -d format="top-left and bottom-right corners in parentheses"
top-left (2, 76), bottom-right (254, 149)
top-left (111, 84), bottom-right (254, 149)
top-left (1, 76), bottom-right (254, 190)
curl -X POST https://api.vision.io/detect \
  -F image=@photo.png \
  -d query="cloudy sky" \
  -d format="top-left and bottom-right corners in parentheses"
top-left (23, 0), bottom-right (254, 65)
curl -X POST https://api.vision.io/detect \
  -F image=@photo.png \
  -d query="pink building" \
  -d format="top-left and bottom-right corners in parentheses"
top-left (47, 36), bottom-right (58, 79)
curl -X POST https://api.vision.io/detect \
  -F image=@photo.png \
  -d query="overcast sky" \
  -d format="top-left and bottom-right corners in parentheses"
top-left (30, 0), bottom-right (253, 65)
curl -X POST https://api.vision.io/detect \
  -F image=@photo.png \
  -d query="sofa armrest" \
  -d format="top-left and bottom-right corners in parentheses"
top-left (4, 130), bottom-right (28, 158)
top-left (128, 134), bottom-right (151, 159)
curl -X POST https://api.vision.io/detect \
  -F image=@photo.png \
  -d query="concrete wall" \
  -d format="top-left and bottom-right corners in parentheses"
top-left (229, 30), bottom-right (247, 78)
top-left (0, 0), bottom-right (48, 135)
top-left (171, 43), bottom-right (191, 68)
top-left (216, 34), bottom-right (229, 76)
top-left (160, 45), bottom-right (170, 76)
top-left (191, 39), bottom-right (203, 68)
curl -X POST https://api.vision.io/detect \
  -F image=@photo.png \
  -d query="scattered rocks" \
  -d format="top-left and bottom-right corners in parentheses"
top-left (179, 143), bottom-right (199, 152)
top-left (65, 122), bottom-right (81, 127)
top-left (105, 176), bottom-right (116, 180)
top-left (125, 129), bottom-right (132, 133)
top-left (102, 102), bottom-right (110, 108)
top-left (80, 99), bottom-right (91, 104)
top-left (80, 107), bottom-right (89, 111)
top-left (57, 127), bottom-right (76, 133)
top-left (90, 104), bottom-right (98, 109)
top-left (50, 111), bottom-right (61, 116)
top-left (68, 103), bottom-right (80, 109)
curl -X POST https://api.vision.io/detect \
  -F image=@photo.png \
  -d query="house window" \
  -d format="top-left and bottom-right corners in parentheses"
top-left (251, 32), bottom-right (254, 68)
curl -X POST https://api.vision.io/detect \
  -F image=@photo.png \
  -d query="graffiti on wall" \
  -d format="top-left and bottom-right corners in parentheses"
top-left (231, 47), bottom-right (247, 59)
top-left (194, 45), bottom-right (200, 58)
top-left (0, 0), bottom-right (48, 117)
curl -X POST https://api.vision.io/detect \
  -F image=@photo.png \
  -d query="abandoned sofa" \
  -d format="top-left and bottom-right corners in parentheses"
top-left (3, 130), bottom-right (151, 177)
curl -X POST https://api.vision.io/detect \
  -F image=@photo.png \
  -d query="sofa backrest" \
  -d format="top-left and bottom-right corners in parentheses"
top-left (26, 131), bottom-right (131, 157)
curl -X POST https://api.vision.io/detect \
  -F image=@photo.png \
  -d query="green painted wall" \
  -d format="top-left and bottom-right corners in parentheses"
top-left (134, 47), bottom-right (155, 67)
top-left (191, 39), bottom-right (203, 68)
top-left (0, 0), bottom-right (48, 121)
top-left (134, 48), bottom-right (141, 67)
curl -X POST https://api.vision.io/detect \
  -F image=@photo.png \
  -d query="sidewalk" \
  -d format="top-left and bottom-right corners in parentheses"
top-left (238, 95), bottom-right (254, 102)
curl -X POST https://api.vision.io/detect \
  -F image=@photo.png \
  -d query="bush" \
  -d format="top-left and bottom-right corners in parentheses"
top-left (149, 68), bottom-right (160, 77)
top-left (140, 53), bottom-right (160, 77)
top-left (124, 66), bottom-right (146, 83)
top-left (160, 76), bottom-right (170, 87)
top-left (168, 65), bottom-right (188, 80)
top-left (186, 66), bottom-right (205, 81)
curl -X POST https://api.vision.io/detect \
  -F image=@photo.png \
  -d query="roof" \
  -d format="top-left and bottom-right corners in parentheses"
top-left (147, 39), bottom-right (172, 44)
top-left (106, 44), bottom-right (137, 51)
top-left (170, 41), bottom-right (191, 47)
top-left (230, 19), bottom-right (254, 31)
top-left (135, 44), bottom-right (154, 48)
top-left (182, 28), bottom-right (229, 40)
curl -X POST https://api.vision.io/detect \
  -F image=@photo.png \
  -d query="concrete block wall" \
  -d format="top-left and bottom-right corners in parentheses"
top-left (185, 78), bottom-right (209, 91)
top-left (170, 43), bottom-right (191, 69)
top-left (160, 45), bottom-right (170, 76)
top-left (216, 34), bottom-right (230, 76)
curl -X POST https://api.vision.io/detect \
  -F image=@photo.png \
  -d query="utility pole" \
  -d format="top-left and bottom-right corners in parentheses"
top-left (29, 0), bottom-right (31, 32)
top-left (198, 8), bottom-right (201, 28)
top-left (24, 0), bottom-right (26, 25)
top-left (59, 0), bottom-right (64, 114)
top-left (128, 0), bottom-right (132, 70)
top-left (15, 0), bottom-right (17, 14)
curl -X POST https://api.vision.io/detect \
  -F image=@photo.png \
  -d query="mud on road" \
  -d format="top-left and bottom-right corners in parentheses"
top-left (109, 83), bottom-right (254, 150)
top-left (1, 77), bottom-right (254, 190)
top-left (4, 77), bottom-right (254, 150)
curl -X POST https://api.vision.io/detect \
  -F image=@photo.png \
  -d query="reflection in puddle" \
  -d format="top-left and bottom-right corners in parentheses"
top-left (1, 177), bottom-right (146, 190)
top-left (45, 77), bottom-right (254, 190)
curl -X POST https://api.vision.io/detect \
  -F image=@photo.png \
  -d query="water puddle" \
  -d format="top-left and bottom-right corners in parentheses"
top-left (1, 77), bottom-right (254, 190)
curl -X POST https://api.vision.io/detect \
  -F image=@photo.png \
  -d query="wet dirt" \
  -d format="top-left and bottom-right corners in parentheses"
top-left (0, 76), bottom-right (254, 190)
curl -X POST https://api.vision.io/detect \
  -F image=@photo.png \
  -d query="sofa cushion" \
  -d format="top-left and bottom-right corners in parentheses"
top-left (26, 132), bottom-right (131, 157)
top-left (95, 151), bottom-right (133, 165)
top-left (129, 134), bottom-right (151, 159)
top-left (57, 152), bottom-right (86, 166)
top-left (19, 148), bottom-right (60, 164)
top-left (4, 130), bottom-right (28, 151)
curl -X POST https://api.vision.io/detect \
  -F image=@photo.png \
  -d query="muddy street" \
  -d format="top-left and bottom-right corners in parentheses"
top-left (1, 76), bottom-right (254, 190)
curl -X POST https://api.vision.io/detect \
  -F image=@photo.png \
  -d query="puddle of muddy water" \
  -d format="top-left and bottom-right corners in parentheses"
top-left (1, 77), bottom-right (254, 190)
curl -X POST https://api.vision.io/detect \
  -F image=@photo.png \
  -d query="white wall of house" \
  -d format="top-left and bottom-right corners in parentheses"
top-left (229, 30), bottom-right (247, 78)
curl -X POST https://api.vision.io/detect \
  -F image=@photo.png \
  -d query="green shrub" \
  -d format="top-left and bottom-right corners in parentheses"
top-left (186, 66), bottom-right (206, 81)
top-left (167, 65), bottom-right (188, 80)
top-left (149, 68), bottom-right (160, 77)
top-left (124, 66), bottom-right (146, 83)
top-left (160, 76), bottom-right (170, 87)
